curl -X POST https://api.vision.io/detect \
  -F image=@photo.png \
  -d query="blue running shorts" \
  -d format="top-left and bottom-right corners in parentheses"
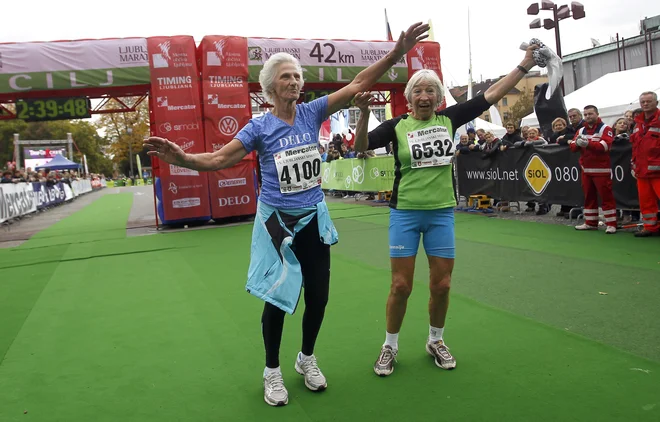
top-left (389, 207), bottom-right (455, 258)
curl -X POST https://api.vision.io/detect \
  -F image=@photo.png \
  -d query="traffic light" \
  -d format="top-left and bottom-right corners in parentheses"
top-left (571, 1), bottom-right (585, 19)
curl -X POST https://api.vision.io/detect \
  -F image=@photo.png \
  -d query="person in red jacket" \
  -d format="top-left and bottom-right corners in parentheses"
top-left (569, 105), bottom-right (617, 234)
top-left (631, 91), bottom-right (660, 237)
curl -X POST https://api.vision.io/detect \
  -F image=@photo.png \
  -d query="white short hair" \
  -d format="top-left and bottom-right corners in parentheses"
top-left (404, 69), bottom-right (445, 107)
top-left (259, 52), bottom-right (304, 104)
top-left (640, 91), bottom-right (658, 101)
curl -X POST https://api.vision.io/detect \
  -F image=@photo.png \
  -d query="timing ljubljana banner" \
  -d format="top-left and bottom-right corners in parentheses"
top-left (148, 36), bottom-right (211, 224)
top-left (0, 38), bottom-right (151, 95)
top-left (199, 36), bottom-right (257, 219)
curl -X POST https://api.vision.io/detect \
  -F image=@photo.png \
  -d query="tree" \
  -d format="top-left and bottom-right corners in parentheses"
top-left (508, 87), bottom-right (534, 127)
top-left (95, 98), bottom-right (151, 176)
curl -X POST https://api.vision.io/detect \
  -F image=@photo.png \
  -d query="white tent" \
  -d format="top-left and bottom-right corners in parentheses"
top-left (521, 64), bottom-right (660, 128)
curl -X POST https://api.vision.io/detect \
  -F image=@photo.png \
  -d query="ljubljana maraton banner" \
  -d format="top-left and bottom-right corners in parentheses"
top-left (0, 39), bottom-right (151, 93)
top-left (0, 38), bottom-right (441, 94)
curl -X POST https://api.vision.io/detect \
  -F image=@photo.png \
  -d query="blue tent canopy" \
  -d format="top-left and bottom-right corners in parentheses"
top-left (35, 154), bottom-right (82, 170)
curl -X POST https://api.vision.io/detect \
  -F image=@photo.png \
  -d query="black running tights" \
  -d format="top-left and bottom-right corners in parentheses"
top-left (261, 217), bottom-right (331, 368)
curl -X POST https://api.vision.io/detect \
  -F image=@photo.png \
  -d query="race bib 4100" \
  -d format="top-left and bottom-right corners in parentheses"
top-left (274, 144), bottom-right (322, 194)
top-left (407, 125), bottom-right (454, 169)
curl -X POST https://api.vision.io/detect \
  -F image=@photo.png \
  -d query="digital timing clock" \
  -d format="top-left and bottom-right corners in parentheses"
top-left (15, 97), bottom-right (92, 122)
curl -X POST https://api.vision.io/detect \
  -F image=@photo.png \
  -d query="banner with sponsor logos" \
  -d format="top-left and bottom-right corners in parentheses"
top-left (456, 144), bottom-right (644, 209)
top-left (199, 36), bottom-right (257, 219)
top-left (148, 36), bottom-right (212, 224)
top-left (23, 147), bottom-right (67, 170)
top-left (32, 181), bottom-right (68, 209)
top-left (247, 38), bottom-right (402, 84)
top-left (0, 38), bottom-right (150, 95)
top-left (321, 156), bottom-right (395, 192)
top-left (0, 183), bottom-right (37, 223)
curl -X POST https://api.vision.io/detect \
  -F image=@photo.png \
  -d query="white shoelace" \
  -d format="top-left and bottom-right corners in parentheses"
top-left (300, 356), bottom-right (322, 377)
top-left (265, 372), bottom-right (285, 392)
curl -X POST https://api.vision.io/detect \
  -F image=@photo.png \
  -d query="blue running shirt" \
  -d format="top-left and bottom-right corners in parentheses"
top-left (236, 96), bottom-right (328, 209)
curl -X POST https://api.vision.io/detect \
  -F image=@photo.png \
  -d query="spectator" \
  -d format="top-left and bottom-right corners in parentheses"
top-left (319, 145), bottom-right (328, 162)
top-left (455, 134), bottom-right (472, 155)
top-left (631, 91), bottom-right (660, 237)
top-left (517, 127), bottom-right (547, 147)
top-left (613, 118), bottom-right (630, 144)
top-left (501, 122), bottom-right (523, 149)
top-left (570, 105), bottom-right (617, 234)
top-left (1, 171), bottom-right (12, 183)
top-left (567, 108), bottom-right (585, 133)
top-left (466, 128), bottom-right (477, 144)
top-left (549, 117), bottom-right (574, 145)
top-left (521, 125), bottom-right (530, 140)
top-left (481, 131), bottom-right (502, 158)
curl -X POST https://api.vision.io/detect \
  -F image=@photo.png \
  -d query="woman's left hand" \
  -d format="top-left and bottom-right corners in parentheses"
top-left (521, 44), bottom-right (540, 70)
top-left (354, 92), bottom-right (374, 112)
top-left (392, 22), bottom-right (430, 58)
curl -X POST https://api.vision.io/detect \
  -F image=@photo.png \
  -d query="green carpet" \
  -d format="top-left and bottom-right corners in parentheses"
top-left (1, 198), bottom-right (659, 421)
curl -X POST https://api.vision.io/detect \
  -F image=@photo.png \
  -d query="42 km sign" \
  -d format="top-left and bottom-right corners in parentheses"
top-left (247, 39), bottom-right (409, 84)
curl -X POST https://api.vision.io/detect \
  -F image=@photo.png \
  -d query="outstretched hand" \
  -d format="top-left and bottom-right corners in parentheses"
top-left (521, 44), bottom-right (540, 70)
top-left (354, 92), bottom-right (374, 113)
top-left (392, 22), bottom-right (430, 58)
top-left (144, 136), bottom-right (187, 166)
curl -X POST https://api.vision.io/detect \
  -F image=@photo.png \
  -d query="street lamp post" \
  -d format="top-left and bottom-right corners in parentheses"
top-left (126, 127), bottom-right (134, 179)
top-left (528, 1), bottom-right (586, 93)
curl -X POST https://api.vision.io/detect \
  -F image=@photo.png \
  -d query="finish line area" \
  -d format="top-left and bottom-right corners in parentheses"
top-left (0, 192), bottom-right (658, 421)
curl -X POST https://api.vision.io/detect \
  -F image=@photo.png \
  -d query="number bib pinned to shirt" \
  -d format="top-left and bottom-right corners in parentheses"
top-left (407, 125), bottom-right (455, 169)
top-left (274, 144), bottom-right (323, 194)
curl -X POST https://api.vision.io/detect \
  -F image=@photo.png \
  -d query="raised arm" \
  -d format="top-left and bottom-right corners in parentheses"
top-left (325, 22), bottom-right (429, 117)
top-left (353, 92), bottom-right (373, 153)
top-left (144, 137), bottom-right (248, 172)
top-left (483, 45), bottom-right (539, 105)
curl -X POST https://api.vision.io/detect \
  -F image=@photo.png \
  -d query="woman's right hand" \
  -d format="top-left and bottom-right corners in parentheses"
top-left (391, 22), bottom-right (430, 58)
top-left (354, 92), bottom-right (374, 113)
top-left (144, 137), bottom-right (187, 166)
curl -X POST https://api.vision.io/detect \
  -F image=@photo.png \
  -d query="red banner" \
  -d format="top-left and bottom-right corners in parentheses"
top-left (405, 41), bottom-right (446, 111)
top-left (148, 36), bottom-right (211, 223)
top-left (199, 36), bottom-right (257, 219)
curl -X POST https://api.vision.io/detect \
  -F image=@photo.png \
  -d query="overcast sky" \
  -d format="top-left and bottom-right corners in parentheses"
top-left (1, 0), bottom-right (657, 87)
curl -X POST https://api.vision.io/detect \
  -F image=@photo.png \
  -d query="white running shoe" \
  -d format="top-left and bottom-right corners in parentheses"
top-left (374, 345), bottom-right (397, 376)
top-left (426, 340), bottom-right (457, 370)
top-left (263, 371), bottom-right (288, 406)
top-left (575, 223), bottom-right (598, 231)
top-left (606, 226), bottom-right (617, 234)
top-left (295, 354), bottom-right (327, 391)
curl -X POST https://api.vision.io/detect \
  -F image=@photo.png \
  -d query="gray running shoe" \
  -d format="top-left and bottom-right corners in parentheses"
top-left (263, 371), bottom-right (288, 406)
top-left (426, 340), bottom-right (457, 370)
top-left (374, 345), bottom-right (397, 376)
top-left (295, 355), bottom-right (327, 391)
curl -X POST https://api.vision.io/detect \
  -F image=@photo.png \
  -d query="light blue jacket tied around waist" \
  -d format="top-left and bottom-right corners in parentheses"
top-left (245, 200), bottom-right (338, 315)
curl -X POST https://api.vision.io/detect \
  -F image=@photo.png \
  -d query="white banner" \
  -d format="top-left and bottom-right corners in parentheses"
top-left (0, 38), bottom-right (148, 74)
top-left (247, 38), bottom-right (405, 67)
top-left (71, 179), bottom-right (92, 197)
top-left (0, 183), bottom-right (37, 223)
top-left (63, 183), bottom-right (74, 201)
